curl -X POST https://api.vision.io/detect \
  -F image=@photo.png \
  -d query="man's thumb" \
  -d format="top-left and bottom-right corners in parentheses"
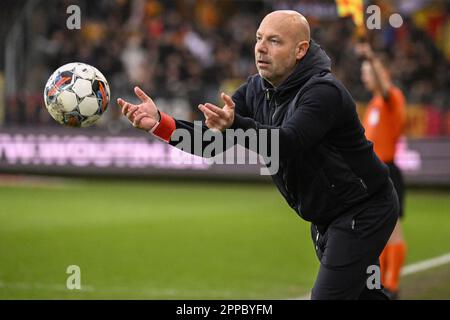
top-left (221, 93), bottom-right (235, 109)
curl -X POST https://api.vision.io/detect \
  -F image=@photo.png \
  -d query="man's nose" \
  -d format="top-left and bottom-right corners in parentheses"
top-left (256, 40), bottom-right (267, 54)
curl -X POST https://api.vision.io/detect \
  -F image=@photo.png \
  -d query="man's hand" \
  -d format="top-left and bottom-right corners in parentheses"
top-left (198, 92), bottom-right (235, 132)
top-left (117, 86), bottom-right (159, 131)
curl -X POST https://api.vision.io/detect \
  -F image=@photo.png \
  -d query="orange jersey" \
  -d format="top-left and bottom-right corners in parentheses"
top-left (363, 86), bottom-right (406, 163)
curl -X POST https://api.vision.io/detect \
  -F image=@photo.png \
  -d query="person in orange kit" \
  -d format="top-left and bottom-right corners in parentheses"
top-left (357, 42), bottom-right (407, 299)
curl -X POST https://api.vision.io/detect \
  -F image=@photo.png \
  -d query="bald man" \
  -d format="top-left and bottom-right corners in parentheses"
top-left (118, 11), bottom-right (399, 300)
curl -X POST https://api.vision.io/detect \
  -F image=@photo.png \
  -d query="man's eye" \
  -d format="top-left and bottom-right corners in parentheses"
top-left (271, 39), bottom-right (279, 44)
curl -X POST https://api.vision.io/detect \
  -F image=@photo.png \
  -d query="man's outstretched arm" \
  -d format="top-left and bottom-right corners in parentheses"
top-left (118, 84), bottom-right (340, 160)
top-left (117, 86), bottom-right (244, 158)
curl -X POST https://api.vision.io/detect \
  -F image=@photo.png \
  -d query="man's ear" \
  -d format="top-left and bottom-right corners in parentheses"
top-left (296, 41), bottom-right (310, 60)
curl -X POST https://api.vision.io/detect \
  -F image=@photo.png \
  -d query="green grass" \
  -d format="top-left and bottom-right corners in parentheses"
top-left (402, 191), bottom-right (450, 263)
top-left (0, 179), bottom-right (448, 299)
top-left (402, 264), bottom-right (450, 300)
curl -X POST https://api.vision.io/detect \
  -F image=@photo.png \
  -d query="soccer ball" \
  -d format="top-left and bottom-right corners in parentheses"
top-left (44, 62), bottom-right (110, 127)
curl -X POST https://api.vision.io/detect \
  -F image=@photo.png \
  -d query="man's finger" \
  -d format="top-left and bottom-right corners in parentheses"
top-left (198, 104), bottom-right (219, 119)
top-left (133, 112), bottom-right (150, 127)
top-left (134, 86), bottom-right (152, 104)
top-left (121, 101), bottom-right (134, 116)
top-left (118, 98), bottom-right (132, 114)
top-left (126, 105), bottom-right (139, 119)
top-left (221, 93), bottom-right (235, 109)
top-left (204, 103), bottom-right (227, 117)
top-left (121, 101), bottom-right (129, 115)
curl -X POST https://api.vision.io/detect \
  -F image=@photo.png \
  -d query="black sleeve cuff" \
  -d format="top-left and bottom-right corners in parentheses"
top-left (230, 114), bottom-right (257, 131)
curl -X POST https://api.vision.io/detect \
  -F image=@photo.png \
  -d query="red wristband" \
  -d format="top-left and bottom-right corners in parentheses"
top-left (149, 111), bottom-right (176, 143)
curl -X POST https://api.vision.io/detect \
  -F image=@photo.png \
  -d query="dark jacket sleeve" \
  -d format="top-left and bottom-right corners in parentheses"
top-left (230, 83), bottom-right (341, 158)
top-left (169, 83), bottom-right (340, 160)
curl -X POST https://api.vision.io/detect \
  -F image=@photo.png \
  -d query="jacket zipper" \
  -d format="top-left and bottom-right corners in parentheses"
top-left (271, 98), bottom-right (279, 124)
top-left (359, 178), bottom-right (368, 190)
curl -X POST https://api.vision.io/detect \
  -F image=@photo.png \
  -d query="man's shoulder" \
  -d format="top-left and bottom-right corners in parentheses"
top-left (231, 74), bottom-right (264, 117)
top-left (298, 74), bottom-right (344, 102)
top-left (245, 74), bottom-right (264, 92)
top-left (234, 74), bottom-right (264, 99)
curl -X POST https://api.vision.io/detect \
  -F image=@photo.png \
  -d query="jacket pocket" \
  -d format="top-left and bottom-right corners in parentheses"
top-left (328, 175), bottom-right (369, 205)
top-left (315, 143), bottom-right (370, 206)
top-left (297, 167), bottom-right (343, 223)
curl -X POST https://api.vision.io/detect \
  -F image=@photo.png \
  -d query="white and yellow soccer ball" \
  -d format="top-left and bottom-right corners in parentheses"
top-left (44, 62), bottom-right (110, 127)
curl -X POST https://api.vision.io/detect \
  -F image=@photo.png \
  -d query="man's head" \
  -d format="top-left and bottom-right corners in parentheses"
top-left (255, 10), bottom-right (310, 87)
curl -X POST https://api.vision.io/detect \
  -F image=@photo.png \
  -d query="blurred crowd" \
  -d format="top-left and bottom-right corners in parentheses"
top-left (3, 0), bottom-right (450, 127)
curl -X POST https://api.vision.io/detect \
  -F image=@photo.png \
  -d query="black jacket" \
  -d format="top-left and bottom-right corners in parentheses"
top-left (171, 40), bottom-right (391, 226)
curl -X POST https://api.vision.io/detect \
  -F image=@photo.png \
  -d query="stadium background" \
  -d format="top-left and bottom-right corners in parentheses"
top-left (0, 0), bottom-right (449, 299)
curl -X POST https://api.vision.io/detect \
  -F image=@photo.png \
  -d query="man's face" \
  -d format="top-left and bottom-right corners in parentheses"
top-left (361, 61), bottom-right (377, 92)
top-left (255, 18), bottom-right (300, 87)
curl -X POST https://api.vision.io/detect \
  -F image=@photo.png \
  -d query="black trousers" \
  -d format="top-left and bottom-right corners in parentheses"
top-left (310, 181), bottom-right (399, 300)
